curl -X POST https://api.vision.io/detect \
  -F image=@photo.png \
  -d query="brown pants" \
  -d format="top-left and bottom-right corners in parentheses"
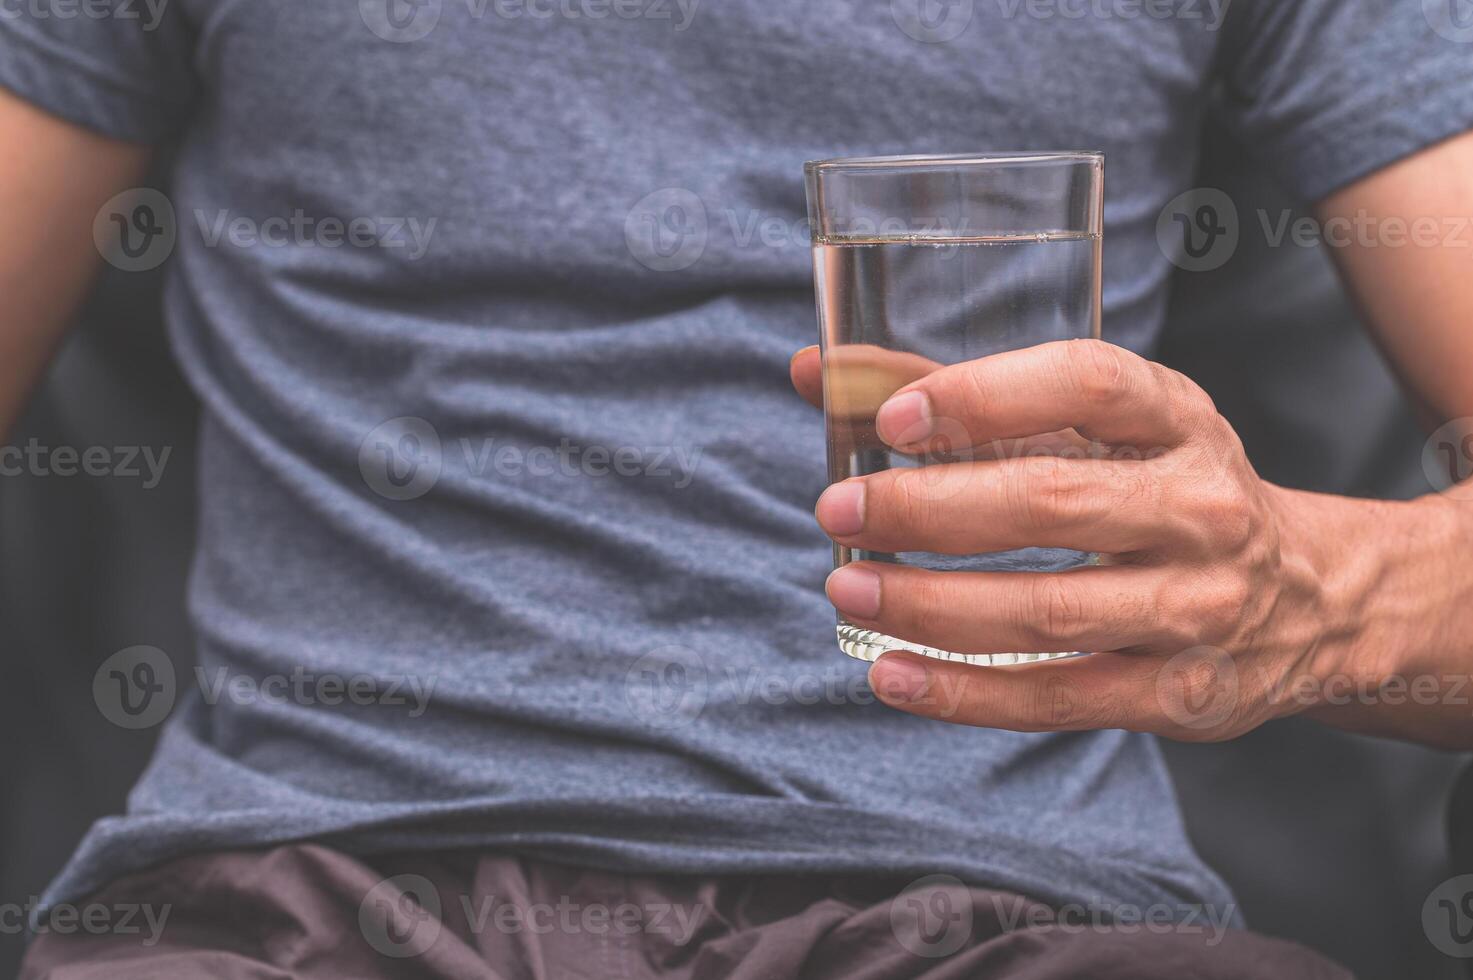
top-left (21, 844), bottom-right (1352, 979)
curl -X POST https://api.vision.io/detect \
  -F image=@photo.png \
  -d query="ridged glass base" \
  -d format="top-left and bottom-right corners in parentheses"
top-left (837, 623), bottom-right (1081, 666)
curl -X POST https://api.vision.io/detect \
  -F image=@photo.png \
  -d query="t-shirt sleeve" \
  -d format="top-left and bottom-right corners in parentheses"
top-left (0, 1), bottom-right (198, 144)
top-left (1218, 0), bottom-right (1473, 204)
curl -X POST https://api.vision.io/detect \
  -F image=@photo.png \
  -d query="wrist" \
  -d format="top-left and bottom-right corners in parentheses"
top-left (1352, 492), bottom-right (1469, 681)
top-left (1263, 486), bottom-right (1435, 705)
top-left (1288, 486), bottom-right (1473, 736)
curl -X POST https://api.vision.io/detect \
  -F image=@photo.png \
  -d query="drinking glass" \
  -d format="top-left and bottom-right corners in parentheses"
top-left (804, 152), bottom-right (1104, 666)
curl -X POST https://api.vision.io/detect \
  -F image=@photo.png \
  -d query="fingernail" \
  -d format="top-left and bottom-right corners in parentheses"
top-left (870, 654), bottom-right (929, 704)
top-left (790, 345), bottom-right (818, 365)
top-left (826, 565), bottom-right (881, 620)
top-left (815, 481), bottom-right (865, 537)
top-left (875, 390), bottom-right (933, 446)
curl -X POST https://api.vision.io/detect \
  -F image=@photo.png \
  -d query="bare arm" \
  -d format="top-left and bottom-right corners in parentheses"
top-left (0, 87), bottom-right (153, 439)
top-left (1321, 131), bottom-right (1473, 428)
top-left (1300, 131), bottom-right (1473, 747)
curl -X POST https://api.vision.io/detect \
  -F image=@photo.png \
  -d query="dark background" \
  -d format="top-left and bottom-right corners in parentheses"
top-left (2, 135), bottom-right (1469, 978)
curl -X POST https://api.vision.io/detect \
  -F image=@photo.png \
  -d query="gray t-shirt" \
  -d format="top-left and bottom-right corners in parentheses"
top-left (5, 0), bottom-right (1471, 918)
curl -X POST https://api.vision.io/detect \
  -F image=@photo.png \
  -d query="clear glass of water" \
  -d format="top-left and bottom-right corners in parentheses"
top-left (804, 152), bottom-right (1104, 666)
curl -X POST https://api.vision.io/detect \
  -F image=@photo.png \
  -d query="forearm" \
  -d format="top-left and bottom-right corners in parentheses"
top-left (1297, 132), bottom-right (1473, 748)
top-left (1283, 483), bottom-right (1473, 749)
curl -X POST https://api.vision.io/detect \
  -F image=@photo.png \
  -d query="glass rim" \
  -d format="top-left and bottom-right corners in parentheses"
top-left (804, 151), bottom-right (1103, 174)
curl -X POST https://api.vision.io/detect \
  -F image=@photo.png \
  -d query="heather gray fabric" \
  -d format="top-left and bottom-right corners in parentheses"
top-left (2, 0), bottom-right (1471, 923)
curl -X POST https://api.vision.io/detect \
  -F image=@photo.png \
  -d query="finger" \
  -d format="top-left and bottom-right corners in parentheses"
top-left (790, 346), bottom-right (823, 409)
top-left (867, 649), bottom-right (1183, 735)
top-left (875, 339), bottom-right (1205, 453)
top-left (815, 456), bottom-right (1169, 556)
top-left (828, 563), bottom-right (1176, 655)
top-left (823, 344), bottom-right (943, 421)
top-left (801, 344), bottom-right (1104, 457)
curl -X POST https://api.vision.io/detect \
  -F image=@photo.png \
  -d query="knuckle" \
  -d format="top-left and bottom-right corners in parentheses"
top-left (1179, 385), bottom-right (1232, 447)
top-left (1069, 340), bottom-right (1132, 408)
top-left (1118, 469), bottom-right (1161, 515)
top-left (1164, 573), bottom-right (1249, 645)
top-left (1144, 360), bottom-right (1219, 449)
top-left (1197, 481), bottom-right (1255, 553)
top-left (1151, 582), bottom-right (1202, 650)
top-left (1034, 674), bottom-right (1090, 729)
top-left (1017, 458), bottom-right (1090, 530)
top-left (1203, 575), bottom-right (1252, 639)
top-left (1177, 372), bottom-right (1218, 418)
top-left (1024, 576), bottom-right (1089, 648)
